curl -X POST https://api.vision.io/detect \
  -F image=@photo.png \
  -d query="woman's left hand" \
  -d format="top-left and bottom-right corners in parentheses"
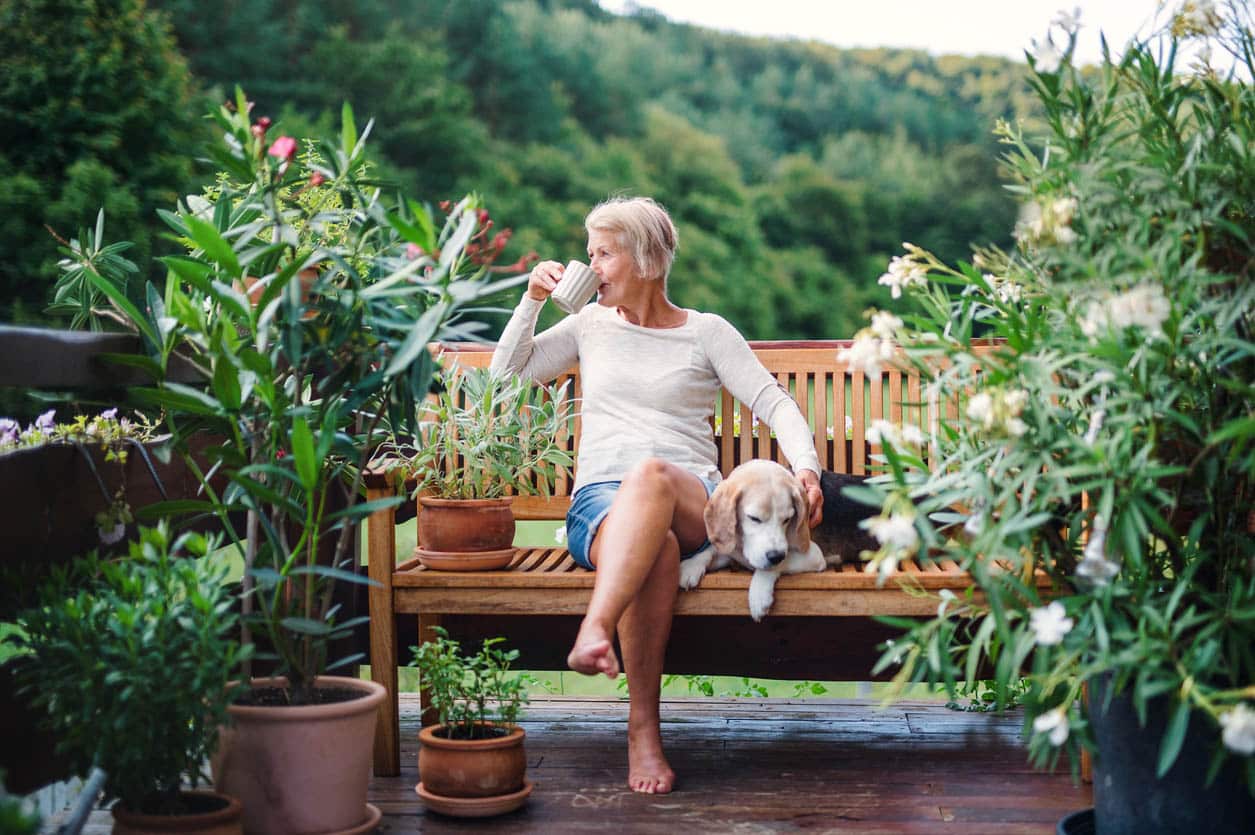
top-left (797, 469), bottom-right (823, 528)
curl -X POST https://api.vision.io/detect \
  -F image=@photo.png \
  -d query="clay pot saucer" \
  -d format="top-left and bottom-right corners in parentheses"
top-left (413, 547), bottom-right (515, 571)
top-left (415, 780), bottom-right (533, 818)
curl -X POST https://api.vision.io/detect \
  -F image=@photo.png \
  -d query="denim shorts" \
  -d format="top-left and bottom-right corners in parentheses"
top-left (564, 476), bottom-right (720, 570)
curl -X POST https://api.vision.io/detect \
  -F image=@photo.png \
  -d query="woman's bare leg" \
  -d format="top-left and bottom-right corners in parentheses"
top-left (566, 458), bottom-right (709, 794)
top-left (620, 531), bottom-right (679, 793)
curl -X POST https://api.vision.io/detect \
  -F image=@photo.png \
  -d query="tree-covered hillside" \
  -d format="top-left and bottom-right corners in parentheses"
top-left (6, 0), bottom-right (1039, 338)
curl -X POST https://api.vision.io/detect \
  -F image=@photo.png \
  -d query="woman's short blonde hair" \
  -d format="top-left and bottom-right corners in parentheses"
top-left (585, 197), bottom-right (678, 282)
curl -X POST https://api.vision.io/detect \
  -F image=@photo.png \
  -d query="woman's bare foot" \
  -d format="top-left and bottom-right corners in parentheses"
top-left (627, 725), bottom-right (675, 794)
top-left (567, 624), bottom-right (620, 678)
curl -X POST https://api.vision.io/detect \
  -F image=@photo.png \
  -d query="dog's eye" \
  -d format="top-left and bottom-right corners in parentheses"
top-left (746, 515), bottom-right (763, 524)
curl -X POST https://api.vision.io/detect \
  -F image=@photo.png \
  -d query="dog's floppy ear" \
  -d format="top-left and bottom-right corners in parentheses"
top-left (704, 480), bottom-right (741, 555)
top-left (788, 476), bottom-right (811, 553)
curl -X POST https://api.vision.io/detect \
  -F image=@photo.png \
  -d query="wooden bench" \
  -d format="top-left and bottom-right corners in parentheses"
top-left (363, 339), bottom-right (1007, 777)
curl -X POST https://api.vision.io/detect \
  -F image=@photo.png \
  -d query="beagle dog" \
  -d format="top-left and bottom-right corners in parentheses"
top-left (681, 460), bottom-right (879, 620)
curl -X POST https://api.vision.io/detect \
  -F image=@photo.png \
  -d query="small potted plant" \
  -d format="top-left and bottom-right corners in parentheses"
top-left (411, 627), bottom-right (534, 817)
top-left (8, 523), bottom-right (249, 834)
top-left (386, 364), bottom-right (573, 570)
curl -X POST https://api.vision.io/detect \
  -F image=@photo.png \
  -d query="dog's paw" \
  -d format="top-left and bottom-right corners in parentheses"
top-left (678, 558), bottom-right (707, 590)
top-left (748, 572), bottom-right (776, 621)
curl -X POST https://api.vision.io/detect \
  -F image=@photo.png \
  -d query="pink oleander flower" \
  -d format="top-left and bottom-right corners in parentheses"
top-left (405, 243), bottom-right (423, 260)
top-left (268, 136), bottom-right (297, 162)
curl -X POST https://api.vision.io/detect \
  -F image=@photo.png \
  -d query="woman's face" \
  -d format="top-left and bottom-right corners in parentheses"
top-left (586, 228), bottom-right (639, 306)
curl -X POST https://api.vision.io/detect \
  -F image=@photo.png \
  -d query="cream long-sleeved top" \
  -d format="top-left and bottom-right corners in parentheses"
top-left (489, 296), bottom-right (821, 493)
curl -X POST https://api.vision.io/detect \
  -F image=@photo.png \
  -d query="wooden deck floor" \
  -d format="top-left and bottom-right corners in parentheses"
top-left (374, 694), bottom-right (1091, 834)
top-left (65, 693), bottom-right (1089, 833)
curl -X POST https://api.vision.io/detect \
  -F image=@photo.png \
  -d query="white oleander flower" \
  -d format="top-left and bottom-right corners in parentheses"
top-left (554, 525), bottom-right (567, 545)
top-left (966, 392), bottom-right (995, 427)
top-left (1083, 408), bottom-right (1106, 446)
top-left (877, 254), bottom-right (928, 299)
top-left (862, 511), bottom-right (919, 551)
top-left (937, 588), bottom-right (957, 618)
top-left (837, 330), bottom-right (896, 378)
top-left (900, 424), bottom-right (926, 446)
top-left (1006, 417), bottom-right (1028, 437)
top-left (1032, 37), bottom-right (1063, 74)
top-left (98, 522), bottom-right (127, 545)
top-left (1033, 707), bottom-right (1070, 746)
top-left (870, 310), bottom-right (903, 340)
top-left (1029, 601), bottom-right (1074, 646)
top-left (963, 511), bottom-right (985, 536)
top-left (1076, 520), bottom-right (1120, 585)
top-left (985, 274), bottom-right (1024, 305)
top-left (1108, 283), bottom-right (1170, 337)
top-left (863, 550), bottom-right (902, 581)
top-left (1052, 7), bottom-right (1082, 35)
top-left (865, 419), bottom-right (898, 447)
top-left (1219, 703), bottom-right (1255, 755)
top-left (1081, 283), bottom-right (1170, 342)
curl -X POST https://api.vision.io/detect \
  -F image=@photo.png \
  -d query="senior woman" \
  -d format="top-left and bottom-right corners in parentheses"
top-left (489, 196), bottom-right (822, 794)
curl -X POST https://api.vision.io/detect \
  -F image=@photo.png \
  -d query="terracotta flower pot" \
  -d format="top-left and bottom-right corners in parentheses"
top-left (111, 790), bottom-right (243, 835)
top-left (212, 676), bottom-right (384, 835)
top-left (415, 496), bottom-right (515, 570)
top-left (238, 269), bottom-right (320, 320)
top-left (417, 723), bottom-right (530, 817)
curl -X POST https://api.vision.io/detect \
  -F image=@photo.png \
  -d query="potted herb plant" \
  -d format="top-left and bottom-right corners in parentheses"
top-left (7, 523), bottom-right (249, 834)
top-left (411, 627), bottom-right (534, 817)
top-left (51, 88), bottom-right (529, 833)
top-left (850, 6), bottom-right (1254, 834)
top-left (381, 364), bottom-right (573, 570)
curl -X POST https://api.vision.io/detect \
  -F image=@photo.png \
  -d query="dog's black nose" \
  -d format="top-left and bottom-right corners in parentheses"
top-left (766, 550), bottom-right (786, 565)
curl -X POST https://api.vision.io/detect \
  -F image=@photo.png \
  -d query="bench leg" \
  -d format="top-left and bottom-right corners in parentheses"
top-left (417, 613), bottom-right (444, 728)
top-left (367, 488), bottom-right (400, 777)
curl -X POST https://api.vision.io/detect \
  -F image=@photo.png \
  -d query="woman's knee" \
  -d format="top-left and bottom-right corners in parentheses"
top-left (622, 457), bottom-right (679, 497)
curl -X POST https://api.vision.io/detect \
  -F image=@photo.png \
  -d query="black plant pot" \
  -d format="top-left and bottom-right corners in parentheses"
top-left (1056, 808), bottom-right (1094, 835)
top-left (1087, 674), bottom-right (1252, 834)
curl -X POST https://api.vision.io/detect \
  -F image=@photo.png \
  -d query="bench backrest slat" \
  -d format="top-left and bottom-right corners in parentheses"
top-left (432, 340), bottom-right (997, 521)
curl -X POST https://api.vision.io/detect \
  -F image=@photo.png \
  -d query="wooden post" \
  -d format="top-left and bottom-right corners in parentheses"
top-left (366, 483), bottom-right (400, 777)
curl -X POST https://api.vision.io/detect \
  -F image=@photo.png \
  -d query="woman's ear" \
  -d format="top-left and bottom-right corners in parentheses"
top-left (704, 481), bottom-right (741, 555)
top-left (788, 478), bottom-right (812, 553)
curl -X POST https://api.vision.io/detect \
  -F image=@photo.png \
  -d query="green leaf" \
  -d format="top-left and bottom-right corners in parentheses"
top-left (97, 352), bottom-right (162, 380)
top-left (86, 271), bottom-right (157, 345)
top-left (131, 384), bottom-right (222, 417)
top-left (280, 617), bottom-right (332, 636)
top-left (1157, 698), bottom-right (1191, 777)
top-left (212, 360), bottom-right (242, 411)
top-left (385, 302), bottom-right (444, 377)
top-left (183, 214), bottom-right (241, 276)
top-left (291, 416), bottom-right (318, 491)
top-left (341, 101), bottom-right (358, 157)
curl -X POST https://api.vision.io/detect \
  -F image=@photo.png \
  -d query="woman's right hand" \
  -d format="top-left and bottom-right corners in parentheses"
top-left (526, 260), bottom-right (564, 301)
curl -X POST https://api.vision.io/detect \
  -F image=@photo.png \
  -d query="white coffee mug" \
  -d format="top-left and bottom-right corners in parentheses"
top-left (549, 261), bottom-right (598, 315)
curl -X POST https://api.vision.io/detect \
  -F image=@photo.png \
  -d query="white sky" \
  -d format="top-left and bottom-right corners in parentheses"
top-left (600, 1), bottom-right (1169, 67)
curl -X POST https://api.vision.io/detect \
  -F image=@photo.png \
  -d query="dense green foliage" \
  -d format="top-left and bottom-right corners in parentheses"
top-left (7, 0), bottom-right (1030, 339)
top-left (11, 524), bottom-right (248, 814)
top-left (0, 0), bottom-right (203, 322)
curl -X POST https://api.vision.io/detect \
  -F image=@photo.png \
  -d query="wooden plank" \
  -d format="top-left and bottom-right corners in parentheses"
top-left (812, 372), bottom-right (829, 471)
top-left (889, 368), bottom-right (903, 425)
top-left (776, 371), bottom-right (790, 466)
top-left (719, 389), bottom-right (735, 476)
top-left (738, 401), bottom-right (753, 468)
top-left (851, 372), bottom-right (866, 474)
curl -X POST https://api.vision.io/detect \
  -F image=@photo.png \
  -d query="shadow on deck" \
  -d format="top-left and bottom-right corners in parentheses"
top-left (374, 694), bottom-right (1091, 834)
